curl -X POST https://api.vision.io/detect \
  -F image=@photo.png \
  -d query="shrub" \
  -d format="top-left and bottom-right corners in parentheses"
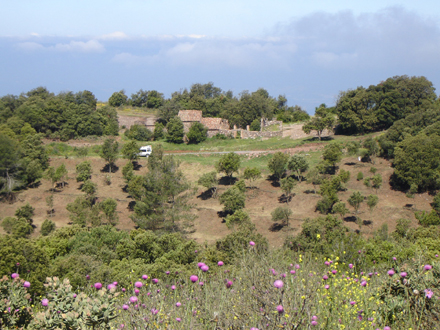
top-left (124, 125), bottom-right (153, 141)
top-left (357, 172), bottom-right (364, 181)
top-left (41, 219), bottom-right (56, 236)
top-left (186, 122), bottom-right (208, 144)
top-left (76, 161), bottom-right (92, 182)
top-left (0, 276), bottom-right (33, 328)
top-left (219, 186), bottom-right (245, 214)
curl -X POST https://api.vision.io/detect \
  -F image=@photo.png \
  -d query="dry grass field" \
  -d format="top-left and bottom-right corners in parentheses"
top-left (0, 140), bottom-right (434, 248)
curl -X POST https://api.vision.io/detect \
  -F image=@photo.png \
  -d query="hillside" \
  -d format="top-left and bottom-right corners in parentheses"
top-left (0, 136), bottom-right (433, 247)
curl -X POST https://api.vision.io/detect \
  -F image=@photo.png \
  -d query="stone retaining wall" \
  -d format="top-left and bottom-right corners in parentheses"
top-left (241, 130), bottom-right (283, 139)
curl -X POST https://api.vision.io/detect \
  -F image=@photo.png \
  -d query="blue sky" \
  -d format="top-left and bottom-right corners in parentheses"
top-left (1, 1), bottom-right (440, 112)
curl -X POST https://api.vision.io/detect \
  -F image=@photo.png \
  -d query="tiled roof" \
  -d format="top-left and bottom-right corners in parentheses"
top-left (178, 110), bottom-right (203, 122)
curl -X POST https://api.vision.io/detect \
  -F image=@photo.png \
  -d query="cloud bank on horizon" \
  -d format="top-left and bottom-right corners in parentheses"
top-left (1, 5), bottom-right (440, 113)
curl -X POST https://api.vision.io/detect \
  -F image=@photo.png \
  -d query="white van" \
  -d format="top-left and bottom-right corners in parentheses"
top-left (138, 145), bottom-right (152, 157)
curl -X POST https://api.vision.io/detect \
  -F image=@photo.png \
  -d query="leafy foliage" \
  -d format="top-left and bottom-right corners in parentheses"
top-left (124, 125), bottom-right (152, 141)
top-left (165, 117), bottom-right (184, 144)
top-left (186, 122), bottom-right (208, 144)
top-left (268, 152), bottom-right (289, 181)
top-left (215, 152), bottom-right (241, 180)
top-left (219, 186), bottom-right (246, 214)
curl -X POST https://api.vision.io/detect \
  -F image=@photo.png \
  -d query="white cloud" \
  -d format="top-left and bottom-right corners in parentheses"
top-left (52, 40), bottom-right (104, 53)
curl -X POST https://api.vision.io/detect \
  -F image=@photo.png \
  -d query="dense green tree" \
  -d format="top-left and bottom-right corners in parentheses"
top-left (219, 186), bottom-right (246, 214)
top-left (153, 122), bottom-right (165, 140)
top-left (215, 152), bottom-right (241, 181)
top-left (0, 134), bottom-right (20, 197)
top-left (15, 203), bottom-right (35, 223)
top-left (158, 102), bottom-right (181, 124)
top-left (392, 134), bottom-right (440, 192)
top-left (243, 167), bottom-right (261, 189)
top-left (367, 194), bottom-right (379, 213)
top-left (166, 117), bottom-right (184, 144)
top-left (321, 143), bottom-right (343, 173)
top-left (268, 152), bottom-right (289, 182)
top-left (130, 89), bottom-right (148, 107)
top-left (130, 156), bottom-right (195, 232)
top-left (250, 118), bottom-right (261, 131)
top-left (81, 180), bottom-right (97, 204)
top-left (100, 138), bottom-right (119, 172)
top-left (271, 206), bottom-right (293, 226)
top-left (288, 155), bottom-right (309, 182)
top-left (187, 122), bottom-right (208, 144)
top-left (76, 161), bottom-right (92, 182)
top-left (348, 191), bottom-right (364, 214)
top-left (122, 161), bottom-right (134, 184)
top-left (99, 198), bottom-right (119, 226)
top-left (124, 125), bottom-right (153, 141)
top-left (55, 164), bottom-right (68, 188)
top-left (121, 140), bottom-right (140, 162)
top-left (336, 75), bottom-right (437, 134)
top-left (302, 110), bottom-right (335, 140)
top-left (40, 219), bottom-right (56, 236)
top-left (108, 90), bottom-right (128, 107)
top-left (371, 174), bottom-right (382, 193)
top-left (225, 209), bottom-right (252, 230)
top-left (332, 202), bottom-right (349, 220)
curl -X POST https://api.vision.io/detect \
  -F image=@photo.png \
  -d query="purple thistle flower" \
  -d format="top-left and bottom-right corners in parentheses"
top-left (424, 264), bottom-right (432, 271)
top-left (384, 327), bottom-right (391, 330)
top-left (349, 264), bottom-right (353, 269)
top-left (290, 270), bottom-right (296, 274)
top-left (23, 281), bottom-right (30, 288)
top-left (218, 261), bottom-right (224, 266)
top-left (361, 281), bottom-right (367, 287)
top-left (122, 288), bottom-right (126, 292)
top-left (322, 275), bottom-right (328, 280)
top-left (171, 285), bottom-right (176, 290)
top-left (312, 315), bottom-right (318, 321)
top-left (295, 264), bottom-right (300, 269)
top-left (325, 285), bottom-right (330, 290)
top-left (190, 275), bottom-right (198, 283)
top-left (107, 284), bottom-right (116, 290)
top-left (122, 304), bottom-right (129, 310)
top-left (41, 298), bottom-right (49, 307)
top-left (135, 281), bottom-right (143, 288)
top-left (331, 270), bottom-right (337, 274)
top-left (197, 262), bottom-right (205, 268)
top-left (311, 320), bottom-right (318, 326)
top-left (273, 280), bottom-right (284, 288)
top-left (152, 278), bottom-right (159, 284)
top-left (130, 296), bottom-right (138, 303)
top-left (324, 261), bottom-right (330, 266)
top-left (142, 274), bottom-right (148, 280)
top-left (176, 302), bottom-right (181, 307)
top-left (198, 281), bottom-right (204, 286)
top-left (11, 273), bottom-right (19, 279)
top-left (151, 308), bottom-right (158, 315)
top-left (94, 282), bottom-right (102, 290)
top-left (201, 265), bottom-right (209, 272)
top-left (425, 289), bottom-right (434, 299)
top-left (400, 272), bottom-right (407, 278)
top-left (387, 269), bottom-right (395, 276)
top-left (350, 301), bottom-right (356, 306)
top-left (86, 274), bottom-right (90, 280)
top-left (226, 280), bottom-right (233, 288)
top-left (176, 318), bottom-right (181, 322)
top-left (249, 241), bottom-right (255, 246)
top-left (276, 305), bottom-right (284, 314)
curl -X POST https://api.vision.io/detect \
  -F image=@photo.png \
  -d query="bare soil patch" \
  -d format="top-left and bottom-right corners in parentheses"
top-left (0, 154), bottom-right (434, 249)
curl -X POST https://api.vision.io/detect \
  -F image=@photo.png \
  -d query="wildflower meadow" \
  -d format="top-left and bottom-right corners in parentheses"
top-left (1, 241), bottom-right (439, 329)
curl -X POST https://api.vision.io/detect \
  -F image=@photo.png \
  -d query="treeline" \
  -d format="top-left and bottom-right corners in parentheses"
top-left (109, 83), bottom-right (310, 128)
top-left (333, 75), bottom-right (440, 192)
top-left (0, 87), bottom-right (118, 141)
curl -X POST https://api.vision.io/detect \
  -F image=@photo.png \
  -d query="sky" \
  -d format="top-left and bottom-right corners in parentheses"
top-left (1, 0), bottom-right (440, 113)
